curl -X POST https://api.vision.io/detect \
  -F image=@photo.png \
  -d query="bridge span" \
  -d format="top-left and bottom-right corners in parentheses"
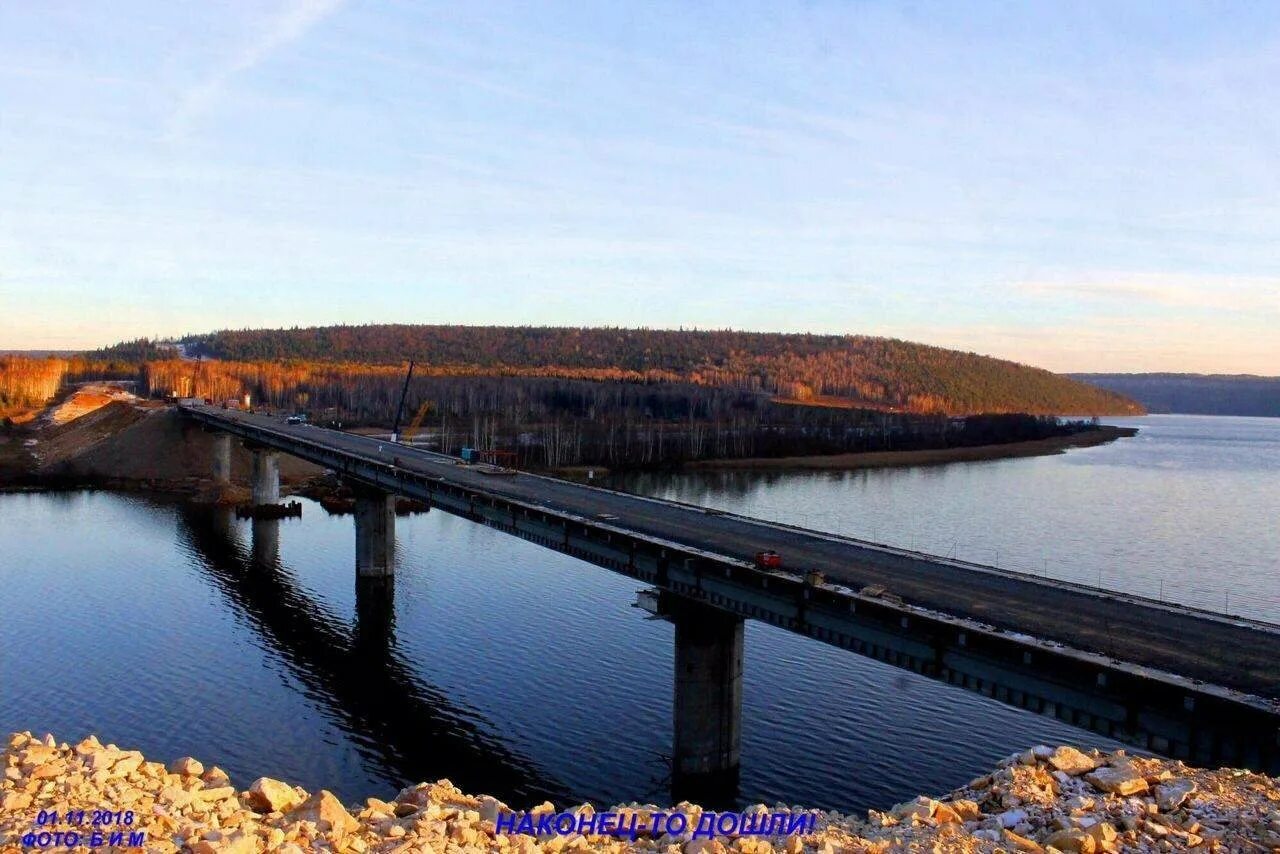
top-left (180, 403), bottom-right (1280, 785)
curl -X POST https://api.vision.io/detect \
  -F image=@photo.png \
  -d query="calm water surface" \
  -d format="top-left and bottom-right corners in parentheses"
top-left (1, 415), bottom-right (1271, 813)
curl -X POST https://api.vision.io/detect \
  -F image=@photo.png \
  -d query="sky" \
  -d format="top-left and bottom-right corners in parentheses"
top-left (1, 2), bottom-right (1277, 373)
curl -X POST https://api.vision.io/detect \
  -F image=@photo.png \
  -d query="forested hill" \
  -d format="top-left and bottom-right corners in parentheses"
top-left (1073, 373), bottom-right (1280, 417)
top-left (96, 325), bottom-right (1141, 416)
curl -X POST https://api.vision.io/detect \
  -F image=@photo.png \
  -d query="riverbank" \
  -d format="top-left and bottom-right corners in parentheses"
top-left (2, 732), bottom-right (1275, 851)
top-left (3, 387), bottom-right (1138, 493)
top-left (0, 391), bottom-right (320, 497)
top-left (686, 426), bottom-right (1137, 471)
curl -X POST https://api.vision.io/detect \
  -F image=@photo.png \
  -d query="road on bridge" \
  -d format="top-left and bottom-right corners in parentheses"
top-left (193, 405), bottom-right (1280, 701)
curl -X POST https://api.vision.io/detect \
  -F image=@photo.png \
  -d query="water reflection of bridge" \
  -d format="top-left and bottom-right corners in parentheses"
top-left (178, 508), bottom-right (576, 807)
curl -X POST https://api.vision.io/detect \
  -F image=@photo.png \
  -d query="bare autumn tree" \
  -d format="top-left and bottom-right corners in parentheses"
top-left (0, 357), bottom-right (66, 409)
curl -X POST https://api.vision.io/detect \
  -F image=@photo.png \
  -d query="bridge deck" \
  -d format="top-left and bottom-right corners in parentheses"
top-left (184, 405), bottom-right (1279, 702)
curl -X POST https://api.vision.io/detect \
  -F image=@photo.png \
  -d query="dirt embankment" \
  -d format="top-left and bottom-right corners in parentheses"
top-left (686, 426), bottom-right (1137, 471)
top-left (1, 388), bottom-right (320, 496)
top-left (55, 406), bottom-right (319, 496)
top-left (38, 382), bottom-right (141, 427)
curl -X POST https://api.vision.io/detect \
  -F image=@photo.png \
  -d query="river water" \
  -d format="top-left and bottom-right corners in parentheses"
top-left (0, 415), bottom-right (1274, 814)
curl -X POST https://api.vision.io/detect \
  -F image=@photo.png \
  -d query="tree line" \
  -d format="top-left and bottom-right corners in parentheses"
top-left (0, 355), bottom-right (136, 414)
top-left (95, 325), bottom-right (1142, 416)
top-left (140, 358), bottom-right (1099, 469)
top-left (5, 349), bottom-right (1113, 469)
top-left (0, 356), bottom-right (66, 411)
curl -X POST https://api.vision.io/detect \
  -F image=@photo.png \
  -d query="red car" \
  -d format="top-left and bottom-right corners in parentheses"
top-left (754, 550), bottom-right (782, 569)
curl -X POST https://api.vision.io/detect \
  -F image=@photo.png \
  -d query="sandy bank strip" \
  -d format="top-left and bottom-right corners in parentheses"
top-left (686, 426), bottom-right (1137, 472)
top-left (4, 731), bottom-right (1278, 852)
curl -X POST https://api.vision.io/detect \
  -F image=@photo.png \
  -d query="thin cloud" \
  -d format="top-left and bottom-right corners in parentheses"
top-left (165, 0), bottom-right (344, 141)
top-left (1016, 274), bottom-right (1280, 314)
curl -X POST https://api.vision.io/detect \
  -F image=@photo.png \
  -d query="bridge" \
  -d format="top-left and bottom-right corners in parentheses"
top-left (180, 403), bottom-right (1280, 790)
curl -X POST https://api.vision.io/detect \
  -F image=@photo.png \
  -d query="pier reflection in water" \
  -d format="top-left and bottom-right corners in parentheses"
top-left (355, 575), bottom-right (396, 656)
top-left (2, 491), bottom-right (1139, 814)
top-left (183, 506), bottom-right (573, 807)
top-left (250, 518), bottom-right (279, 568)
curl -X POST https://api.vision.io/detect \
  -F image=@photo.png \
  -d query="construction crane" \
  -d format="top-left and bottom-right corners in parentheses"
top-left (189, 354), bottom-right (202, 400)
top-left (400, 401), bottom-right (432, 444)
top-left (391, 360), bottom-right (416, 443)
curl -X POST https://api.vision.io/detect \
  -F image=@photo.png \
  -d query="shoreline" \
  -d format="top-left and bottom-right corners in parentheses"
top-left (2, 409), bottom-right (1137, 495)
top-left (2, 731), bottom-right (1275, 851)
top-left (685, 425), bottom-right (1137, 471)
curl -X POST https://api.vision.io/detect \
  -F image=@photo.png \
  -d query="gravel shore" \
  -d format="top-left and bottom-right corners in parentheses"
top-left (3, 732), bottom-right (1277, 852)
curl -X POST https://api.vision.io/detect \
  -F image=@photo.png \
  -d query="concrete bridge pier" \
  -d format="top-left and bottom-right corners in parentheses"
top-left (250, 447), bottom-right (280, 506)
top-left (212, 433), bottom-right (232, 484)
top-left (354, 486), bottom-right (396, 577)
top-left (671, 599), bottom-right (743, 806)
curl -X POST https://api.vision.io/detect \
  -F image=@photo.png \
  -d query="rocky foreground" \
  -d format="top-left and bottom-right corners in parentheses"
top-left (2, 733), bottom-right (1278, 852)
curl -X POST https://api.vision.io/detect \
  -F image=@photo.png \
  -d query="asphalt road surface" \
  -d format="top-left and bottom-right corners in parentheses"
top-left (194, 406), bottom-right (1280, 700)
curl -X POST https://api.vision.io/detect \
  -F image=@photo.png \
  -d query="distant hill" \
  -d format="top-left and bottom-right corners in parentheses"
top-left (1072, 373), bottom-right (1280, 417)
top-left (92, 325), bottom-right (1140, 416)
